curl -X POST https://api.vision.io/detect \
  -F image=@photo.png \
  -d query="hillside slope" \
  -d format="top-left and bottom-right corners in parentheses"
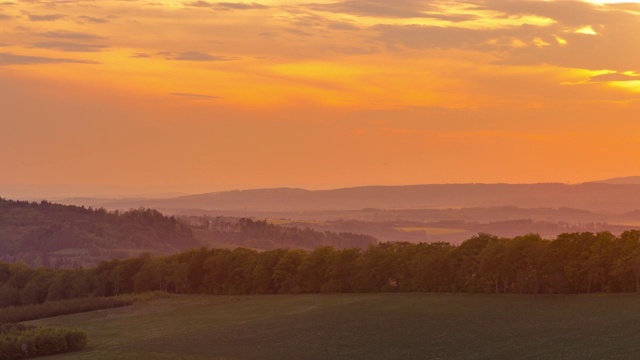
top-left (588, 176), bottom-right (640, 185)
top-left (0, 198), bottom-right (201, 267)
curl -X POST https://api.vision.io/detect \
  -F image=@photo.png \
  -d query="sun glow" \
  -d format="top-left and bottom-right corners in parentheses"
top-left (609, 81), bottom-right (640, 92)
top-left (575, 26), bottom-right (598, 35)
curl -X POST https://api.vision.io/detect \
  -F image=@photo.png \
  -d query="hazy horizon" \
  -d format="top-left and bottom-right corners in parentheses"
top-left (3, 175), bottom-right (640, 202)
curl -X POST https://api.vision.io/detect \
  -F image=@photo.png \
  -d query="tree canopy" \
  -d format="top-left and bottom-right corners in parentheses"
top-left (3, 231), bottom-right (640, 308)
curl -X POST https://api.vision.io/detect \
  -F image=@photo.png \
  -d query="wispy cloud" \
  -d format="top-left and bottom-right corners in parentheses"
top-left (184, 1), bottom-right (213, 8)
top-left (159, 51), bottom-right (234, 61)
top-left (588, 73), bottom-right (640, 83)
top-left (309, 0), bottom-right (436, 19)
top-left (38, 31), bottom-right (106, 41)
top-left (30, 41), bottom-right (108, 52)
top-left (184, 1), bottom-right (268, 10)
top-left (27, 13), bottom-right (66, 21)
top-left (475, 0), bottom-right (614, 26)
top-left (169, 92), bottom-right (222, 99)
top-left (216, 2), bottom-right (268, 10)
top-left (0, 52), bottom-right (97, 65)
top-left (0, 14), bottom-right (10, 20)
top-left (75, 15), bottom-right (109, 24)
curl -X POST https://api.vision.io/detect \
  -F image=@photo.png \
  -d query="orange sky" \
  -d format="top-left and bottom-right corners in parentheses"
top-left (1, 0), bottom-right (640, 198)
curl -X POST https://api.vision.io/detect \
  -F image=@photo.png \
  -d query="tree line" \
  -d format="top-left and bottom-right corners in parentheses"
top-left (2, 231), bottom-right (640, 305)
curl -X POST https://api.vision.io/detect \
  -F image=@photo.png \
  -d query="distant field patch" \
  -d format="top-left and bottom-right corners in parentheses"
top-left (614, 221), bottom-right (640, 227)
top-left (266, 219), bottom-right (327, 226)
top-left (266, 218), bottom-right (293, 225)
top-left (395, 227), bottom-right (469, 235)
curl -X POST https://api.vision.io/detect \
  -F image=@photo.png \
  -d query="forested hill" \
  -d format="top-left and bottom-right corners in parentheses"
top-left (0, 198), bottom-right (200, 268)
top-left (186, 217), bottom-right (377, 250)
top-left (0, 199), bottom-right (378, 268)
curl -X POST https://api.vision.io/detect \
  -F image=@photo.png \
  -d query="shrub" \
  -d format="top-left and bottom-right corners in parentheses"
top-left (0, 324), bottom-right (86, 359)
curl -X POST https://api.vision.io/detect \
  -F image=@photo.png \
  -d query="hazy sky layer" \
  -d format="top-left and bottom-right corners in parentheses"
top-left (1, 0), bottom-right (640, 197)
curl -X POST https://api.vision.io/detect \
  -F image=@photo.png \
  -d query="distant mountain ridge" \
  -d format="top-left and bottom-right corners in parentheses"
top-left (588, 176), bottom-right (640, 185)
top-left (56, 182), bottom-right (640, 214)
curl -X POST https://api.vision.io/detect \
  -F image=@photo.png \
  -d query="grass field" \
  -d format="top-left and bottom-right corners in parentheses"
top-left (29, 293), bottom-right (640, 360)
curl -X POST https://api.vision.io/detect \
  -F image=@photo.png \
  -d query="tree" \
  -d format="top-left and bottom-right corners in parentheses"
top-left (450, 234), bottom-right (496, 292)
top-left (298, 246), bottom-right (336, 293)
top-left (273, 249), bottom-right (306, 294)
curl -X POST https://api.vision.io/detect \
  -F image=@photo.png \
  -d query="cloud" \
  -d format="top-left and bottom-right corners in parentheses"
top-left (374, 24), bottom-right (494, 50)
top-left (184, 1), bottom-right (213, 7)
top-left (159, 51), bottom-right (234, 61)
top-left (324, 45), bottom-right (378, 55)
top-left (326, 21), bottom-right (361, 31)
top-left (75, 15), bottom-right (109, 24)
top-left (308, 0), bottom-right (475, 21)
top-left (503, 27), bottom-right (640, 72)
top-left (588, 73), bottom-right (640, 82)
top-left (27, 13), bottom-right (66, 21)
top-left (131, 52), bottom-right (151, 58)
top-left (286, 28), bottom-right (313, 36)
top-left (473, 0), bottom-right (618, 26)
top-left (169, 92), bottom-right (222, 99)
top-left (0, 14), bottom-right (10, 20)
top-left (360, 0), bottom-right (640, 73)
top-left (38, 31), bottom-right (106, 40)
top-left (608, 3), bottom-right (640, 12)
top-left (0, 52), bottom-right (97, 65)
top-left (184, 1), bottom-right (268, 10)
top-left (309, 0), bottom-right (436, 18)
top-left (30, 41), bottom-right (108, 52)
top-left (216, 2), bottom-right (268, 10)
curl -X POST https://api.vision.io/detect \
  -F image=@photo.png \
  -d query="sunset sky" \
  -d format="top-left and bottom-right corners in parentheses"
top-left (2, 0), bottom-right (640, 198)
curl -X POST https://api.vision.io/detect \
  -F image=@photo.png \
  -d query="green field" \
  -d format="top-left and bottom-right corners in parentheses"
top-left (30, 293), bottom-right (640, 360)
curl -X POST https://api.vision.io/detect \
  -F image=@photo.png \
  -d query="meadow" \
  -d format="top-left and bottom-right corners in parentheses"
top-left (29, 293), bottom-right (640, 360)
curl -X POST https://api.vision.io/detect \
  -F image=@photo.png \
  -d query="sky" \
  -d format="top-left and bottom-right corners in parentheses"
top-left (1, 0), bottom-right (640, 198)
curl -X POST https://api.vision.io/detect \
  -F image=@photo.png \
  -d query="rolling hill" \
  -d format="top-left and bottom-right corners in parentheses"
top-left (0, 198), bottom-right (201, 267)
top-left (60, 182), bottom-right (640, 214)
top-left (0, 199), bottom-right (379, 267)
top-left (588, 176), bottom-right (640, 185)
